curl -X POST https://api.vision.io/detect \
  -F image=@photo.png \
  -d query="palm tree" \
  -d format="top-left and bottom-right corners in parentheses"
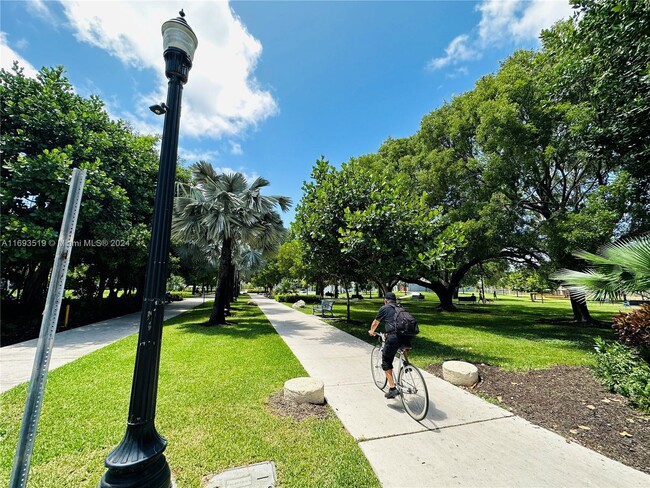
top-left (172, 162), bottom-right (290, 324)
top-left (552, 235), bottom-right (650, 301)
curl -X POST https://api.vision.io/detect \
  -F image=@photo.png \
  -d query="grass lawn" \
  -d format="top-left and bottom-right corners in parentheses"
top-left (0, 301), bottom-right (379, 488)
top-left (302, 293), bottom-right (622, 371)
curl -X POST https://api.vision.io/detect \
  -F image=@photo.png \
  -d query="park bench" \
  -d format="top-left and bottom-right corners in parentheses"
top-left (312, 299), bottom-right (335, 317)
top-left (624, 299), bottom-right (650, 307)
top-left (457, 295), bottom-right (477, 304)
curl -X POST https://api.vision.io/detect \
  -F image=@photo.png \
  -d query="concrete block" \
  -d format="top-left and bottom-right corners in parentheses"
top-left (292, 300), bottom-right (306, 309)
top-left (284, 377), bottom-right (325, 404)
top-left (442, 360), bottom-right (479, 386)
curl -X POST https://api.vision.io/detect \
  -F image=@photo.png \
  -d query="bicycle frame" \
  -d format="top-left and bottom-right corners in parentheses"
top-left (372, 331), bottom-right (429, 420)
top-left (375, 332), bottom-right (409, 391)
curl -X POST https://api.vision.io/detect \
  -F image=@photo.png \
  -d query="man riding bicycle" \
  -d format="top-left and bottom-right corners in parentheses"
top-left (368, 291), bottom-right (413, 399)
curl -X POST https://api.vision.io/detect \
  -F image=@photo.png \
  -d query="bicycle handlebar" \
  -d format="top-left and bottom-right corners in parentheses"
top-left (372, 331), bottom-right (386, 342)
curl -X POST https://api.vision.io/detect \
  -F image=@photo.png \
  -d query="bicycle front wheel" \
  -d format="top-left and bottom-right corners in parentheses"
top-left (398, 364), bottom-right (429, 421)
top-left (371, 346), bottom-right (387, 389)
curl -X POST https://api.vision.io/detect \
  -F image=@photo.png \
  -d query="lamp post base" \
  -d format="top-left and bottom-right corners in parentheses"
top-left (99, 423), bottom-right (170, 488)
top-left (99, 454), bottom-right (170, 488)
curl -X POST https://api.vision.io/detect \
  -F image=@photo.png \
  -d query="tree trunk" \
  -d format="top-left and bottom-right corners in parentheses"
top-left (227, 263), bottom-right (235, 303)
top-left (344, 286), bottom-right (351, 322)
top-left (20, 263), bottom-right (49, 309)
top-left (233, 271), bottom-right (240, 300)
top-left (376, 282), bottom-right (387, 297)
top-left (570, 292), bottom-right (593, 323)
top-left (430, 281), bottom-right (458, 311)
top-left (210, 238), bottom-right (232, 325)
top-left (402, 259), bottom-right (480, 312)
top-left (96, 274), bottom-right (109, 300)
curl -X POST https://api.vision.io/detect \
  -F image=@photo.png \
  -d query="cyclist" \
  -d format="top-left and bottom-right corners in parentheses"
top-left (368, 291), bottom-right (413, 399)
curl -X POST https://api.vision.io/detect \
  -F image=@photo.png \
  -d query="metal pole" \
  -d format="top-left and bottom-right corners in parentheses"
top-left (100, 30), bottom-right (194, 488)
top-left (9, 168), bottom-right (86, 488)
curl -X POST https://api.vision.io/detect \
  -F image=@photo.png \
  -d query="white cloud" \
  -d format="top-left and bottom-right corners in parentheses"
top-left (212, 166), bottom-right (258, 183)
top-left (178, 147), bottom-right (220, 164)
top-left (476, 0), bottom-right (521, 45)
top-left (0, 32), bottom-right (39, 78)
top-left (58, 0), bottom-right (277, 139)
top-left (446, 66), bottom-right (469, 79)
top-left (181, 161), bottom-right (258, 182)
top-left (230, 141), bottom-right (243, 155)
top-left (509, 0), bottom-right (574, 40)
top-left (427, 34), bottom-right (479, 70)
top-left (428, 0), bottom-right (573, 71)
top-left (27, 0), bottom-right (50, 17)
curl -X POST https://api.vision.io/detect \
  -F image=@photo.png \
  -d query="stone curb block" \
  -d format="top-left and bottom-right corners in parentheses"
top-left (442, 360), bottom-right (479, 386)
top-left (284, 377), bottom-right (325, 404)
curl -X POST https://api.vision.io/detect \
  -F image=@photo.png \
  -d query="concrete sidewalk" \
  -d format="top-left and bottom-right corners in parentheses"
top-left (252, 294), bottom-right (650, 488)
top-left (0, 297), bottom-right (204, 393)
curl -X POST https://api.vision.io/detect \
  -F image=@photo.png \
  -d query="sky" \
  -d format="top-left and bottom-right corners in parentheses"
top-left (1, 0), bottom-right (574, 225)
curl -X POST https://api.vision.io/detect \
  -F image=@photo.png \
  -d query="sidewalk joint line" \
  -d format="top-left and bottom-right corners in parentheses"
top-left (358, 414), bottom-right (517, 443)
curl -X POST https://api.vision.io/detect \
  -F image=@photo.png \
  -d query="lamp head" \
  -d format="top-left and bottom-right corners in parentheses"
top-left (149, 103), bottom-right (167, 115)
top-left (162, 10), bottom-right (198, 61)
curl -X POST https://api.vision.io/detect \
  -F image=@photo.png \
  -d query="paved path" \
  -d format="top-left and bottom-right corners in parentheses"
top-left (0, 297), bottom-right (204, 393)
top-left (252, 294), bottom-right (650, 488)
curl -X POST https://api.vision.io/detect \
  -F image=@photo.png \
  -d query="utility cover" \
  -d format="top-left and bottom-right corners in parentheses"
top-left (205, 461), bottom-right (277, 488)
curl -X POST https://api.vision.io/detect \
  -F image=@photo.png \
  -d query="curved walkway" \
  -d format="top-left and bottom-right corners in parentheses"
top-left (0, 297), bottom-right (204, 393)
top-left (252, 294), bottom-right (650, 488)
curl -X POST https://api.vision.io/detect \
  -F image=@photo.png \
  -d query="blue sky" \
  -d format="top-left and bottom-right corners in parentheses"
top-left (1, 0), bottom-right (573, 225)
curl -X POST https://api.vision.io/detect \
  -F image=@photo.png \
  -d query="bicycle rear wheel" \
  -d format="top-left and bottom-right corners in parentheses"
top-left (398, 364), bottom-right (429, 421)
top-left (371, 346), bottom-right (387, 389)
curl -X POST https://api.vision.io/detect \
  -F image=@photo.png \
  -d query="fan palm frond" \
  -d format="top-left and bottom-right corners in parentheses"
top-left (552, 235), bottom-right (650, 301)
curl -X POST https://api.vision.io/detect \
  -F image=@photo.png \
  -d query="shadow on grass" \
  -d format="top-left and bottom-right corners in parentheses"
top-left (174, 301), bottom-right (277, 339)
top-left (336, 299), bottom-right (617, 357)
top-left (330, 319), bottom-right (509, 367)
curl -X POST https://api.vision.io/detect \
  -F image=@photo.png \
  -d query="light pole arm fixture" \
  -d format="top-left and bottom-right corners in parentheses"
top-left (100, 11), bottom-right (197, 488)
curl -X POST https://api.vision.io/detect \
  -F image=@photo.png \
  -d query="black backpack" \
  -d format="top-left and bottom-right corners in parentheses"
top-left (390, 303), bottom-right (419, 336)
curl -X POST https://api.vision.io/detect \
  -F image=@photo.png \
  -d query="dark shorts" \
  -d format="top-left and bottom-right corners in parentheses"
top-left (382, 333), bottom-right (413, 371)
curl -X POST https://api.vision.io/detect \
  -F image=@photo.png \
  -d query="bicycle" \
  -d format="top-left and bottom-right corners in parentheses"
top-left (371, 331), bottom-right (429, 421)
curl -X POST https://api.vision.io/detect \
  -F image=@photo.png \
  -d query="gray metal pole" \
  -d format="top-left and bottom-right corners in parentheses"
top-left (9, 168), bottom-right (87, 488)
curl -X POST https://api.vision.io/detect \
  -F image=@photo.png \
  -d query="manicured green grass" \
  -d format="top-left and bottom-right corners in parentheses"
top-left (304, 294), bottom-right (622, 371)
top-left (0, 301), bottom-right (379, 488)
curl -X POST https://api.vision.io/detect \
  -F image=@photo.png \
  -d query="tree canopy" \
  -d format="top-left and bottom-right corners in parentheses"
top-left (1, 64), bottom-right (159, 309)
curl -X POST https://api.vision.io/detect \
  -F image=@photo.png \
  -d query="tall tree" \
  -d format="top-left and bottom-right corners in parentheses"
top-left (375, 93), bottom-right (534, 310)
top-left (540, 0), bottom-right (650, 234)
top-left (295, 157), bottom-right (442, 318)
top-left (471, 50), bottom-right (623, 321)
top-left (294, 158), bottom-right (366, 319)
top-left (172, 162), bottom-right (290, 324)
top-left (1, 64), bottom-right (158, 310)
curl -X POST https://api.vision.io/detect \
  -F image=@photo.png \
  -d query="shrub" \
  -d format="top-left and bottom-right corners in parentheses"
top-left (275, 294), bottom-right (322, 304)
top-left (612, 304), bottom-right (650, 362)
top-left (592, 337), bottom-right (650, 413)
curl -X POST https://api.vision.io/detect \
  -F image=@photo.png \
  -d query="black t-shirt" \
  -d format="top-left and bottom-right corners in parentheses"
top-left (375, 302), bottom-right (397, 334)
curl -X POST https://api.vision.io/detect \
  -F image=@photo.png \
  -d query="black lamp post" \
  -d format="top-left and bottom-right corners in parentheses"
top-left (100, 11), bottom-right (197, 488)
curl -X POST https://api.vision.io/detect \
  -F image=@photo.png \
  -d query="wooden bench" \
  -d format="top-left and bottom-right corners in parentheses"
top-left (312, 299), bottom-right (335, 317)
top-left (457, 296), bottom-right (477, 304)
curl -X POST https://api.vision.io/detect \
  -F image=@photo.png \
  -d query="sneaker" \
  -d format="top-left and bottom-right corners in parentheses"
top-left (384, 387), bottom-right (399, 399)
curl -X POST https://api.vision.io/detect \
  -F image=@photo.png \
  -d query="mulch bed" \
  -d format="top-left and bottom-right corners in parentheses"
top-left (266, 391), bottom-right (331, 421)
top-left (425, 364), bottom-right (650, 475)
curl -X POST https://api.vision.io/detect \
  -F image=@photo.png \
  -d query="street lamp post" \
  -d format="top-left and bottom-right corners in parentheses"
top-left (100, 11), bottom-right (197, 488)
